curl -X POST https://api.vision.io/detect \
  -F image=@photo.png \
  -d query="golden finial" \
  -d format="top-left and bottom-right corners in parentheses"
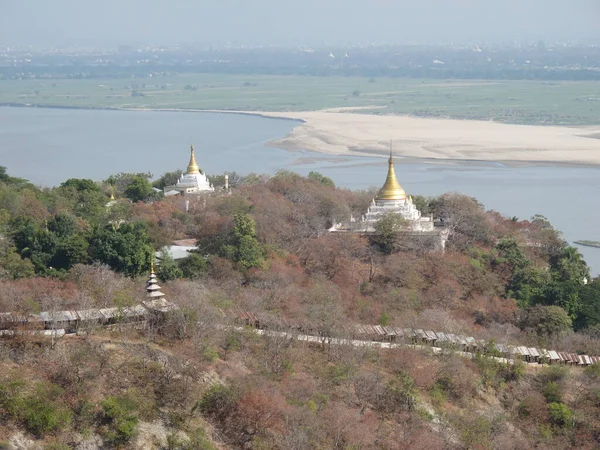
top-left (376, 142), bottom-right (406, 201)
top-left (110, 187), bottom-right (115, 201)
top-left (150, 254), bottom-right (155, 274)
top-left (187, 145), bottom-right (201, 175)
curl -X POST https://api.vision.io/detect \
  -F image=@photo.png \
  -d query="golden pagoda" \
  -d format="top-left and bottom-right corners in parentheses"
top-left (376, 152), bottom-right (406, 201)
top-left (187, 145), bottom-right (201, 175)
top-left (163, 145), bottom-right (214, 197)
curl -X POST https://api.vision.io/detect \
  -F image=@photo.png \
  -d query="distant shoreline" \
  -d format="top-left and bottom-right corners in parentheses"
top-left (3, 103), bottom-right (600, 167)
top-left (0, 102), bottom-right (303, 123)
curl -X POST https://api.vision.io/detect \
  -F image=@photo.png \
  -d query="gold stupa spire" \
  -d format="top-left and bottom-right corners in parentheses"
top-left (376, 144), bottom-right (406, 201)
top-left (187, 145), bottom-right (201, 175)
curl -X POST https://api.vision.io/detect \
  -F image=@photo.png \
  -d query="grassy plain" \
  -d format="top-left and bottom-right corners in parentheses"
top-left (2, 74), bottom-right (600, 125)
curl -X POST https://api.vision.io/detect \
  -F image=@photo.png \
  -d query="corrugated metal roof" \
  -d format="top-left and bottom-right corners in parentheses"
top-left (76, 309), bottom-right (105, 321)
top-left (393, 327), bottom-right (405, 337)
top-left (373, 325), bottom-right (386, 336)
top-left (425, 331), bottom-right (438, 341)
top-left (156, 245), bottom-right (197, 261)
top-left (435, 332), bottom-right (447, 342)
top-left (383, 326), bottom-right (397, 336)
top-left (99, 308), bottom-right (119, 319)
top-left (40, 311), bottom-right (77, 322)
top-left (414, 329), bottom-right (427, 340)
top-left (548, 350), bottom-right (560, 360)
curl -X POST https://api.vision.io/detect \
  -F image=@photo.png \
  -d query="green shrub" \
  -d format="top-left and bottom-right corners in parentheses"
top-left (195, 385), bottom-right (238, 422)
top-left (0, 381), bottom-right (72, 437)
top-left (589, 387), bottom-right (600, 407)
top-left (456, 414), bottom-right (493, 449)
top-left (326, 364), bottom-right (355, 386)
top-left (548, 402), bottom-right (574, 428)
top-left (538, 423), bottom-right (553, 441)
top-left (542, 381), bottom-right (563, 403)
top-left (474, 354), bottom-right (502, 387)
top-left (43, 441), bottom-right (71, 450)
top-left (170, 427), bottom-right (216, 450)
top-left (22, 397), bottom-right (72, 437)
top-left (429, 382), bottom-right (447, 407)
top-left (379, 312), bottom-right (391, 326)
top-left (166, 430), bottom-right (216, 450)
top-left (584, 362), bottom-right (600, 380)
top-left (432, 375), bottom-right (461, 400)
top-left (381, 371), bottom-right (417, 412)
top-left (537, 365), bottom-right (568, 384)
top-left (100, 396), bottom-right (139, 445)
top-left (202, 345), bottom-right (219, 363)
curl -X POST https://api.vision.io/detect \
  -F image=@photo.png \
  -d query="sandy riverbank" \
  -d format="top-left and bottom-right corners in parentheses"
top-left (242, 110), bottom-right (600, 165)
top-left (6, 103), bottom-right (600, 165)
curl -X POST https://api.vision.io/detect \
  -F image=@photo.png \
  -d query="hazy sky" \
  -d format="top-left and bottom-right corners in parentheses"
top-left (1, 0), bottom-right (599, 46)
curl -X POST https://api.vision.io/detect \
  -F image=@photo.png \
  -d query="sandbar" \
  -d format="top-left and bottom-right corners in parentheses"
top-left (246, 110), bottom-right (600, 165)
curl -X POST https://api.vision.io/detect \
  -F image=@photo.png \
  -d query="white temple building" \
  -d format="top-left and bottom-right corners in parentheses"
top-left (330, 153), bottom-right (434, 233)
top-left (329, 153), bottom-right (447, 249)
top-left (360, 154), bottom-right (434, 232)
top-left (164, 145), bottom-right (214, 196)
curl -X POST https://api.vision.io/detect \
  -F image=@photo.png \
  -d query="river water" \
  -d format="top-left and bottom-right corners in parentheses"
top-left (1, 107), bottom-right (599, 276)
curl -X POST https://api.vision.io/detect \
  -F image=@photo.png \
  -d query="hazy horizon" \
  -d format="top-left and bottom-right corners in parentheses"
top-left (1, 0), bottom-right (599, 47)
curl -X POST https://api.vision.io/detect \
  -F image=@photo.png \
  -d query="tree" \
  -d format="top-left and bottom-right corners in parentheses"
top-left (550, 246), bottom-right (590, 284)
top-left (0, 248), bottom-right (35, 279)
top-left (0, 166), bottom-right (31, 188)
top-left (10, 213), bottom-right (90, 273)
top-left (519, 305), bottom-right (572, 337)
top-left (89, 221), bottom-right (153, 277)
top-left (411, 195), bottom-right (431, 215)
top-left (574, 279), bottom-right (600, 331)
top-left (308, 171), bottom-right (335, 188)
top-left (60, 178), bottom-right (100, 193)
top-left (124, 175), bottom-right (155, 203)
top-left (542, 280), bottom-right (582, 318)
top-left (152, 170), bottom-right (183, 190)
top-left (219, 214), bottom-right (265, 269)
top-left (156, 251), bottom-right (183, 282)
top-left (179, 253), bottom-right (208, 279)
top-left (506, 266), bottom-right (550, 308)
top-left (51, 233), bottom-right (89, 270)
top-left (495, 238), bottom-right (529, 272)
top-left (429, 194), bottom-right (490, 250)
top-left (58, 179), bottom-right (107, 222)
top-left (236, 235), bottom-right (265, 269)
top-left (528, 214), bottom-right (565, 260)
top-left (371, 212), bottom-right (407, 254)
top-left (105, 172), bottom-right (152, 196)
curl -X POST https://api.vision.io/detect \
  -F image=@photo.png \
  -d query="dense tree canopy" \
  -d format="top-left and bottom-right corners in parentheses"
top-left (89, 222), bottom-right (154, 277)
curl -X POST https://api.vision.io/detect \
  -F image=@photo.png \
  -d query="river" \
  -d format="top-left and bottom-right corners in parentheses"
top-left (1, 106), bottom-right (599, 276)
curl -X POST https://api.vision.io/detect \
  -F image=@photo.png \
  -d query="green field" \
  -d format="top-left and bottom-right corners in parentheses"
top-left (2, 74), bottom-right (600, 125)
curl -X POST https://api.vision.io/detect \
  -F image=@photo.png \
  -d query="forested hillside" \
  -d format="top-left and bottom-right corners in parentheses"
top-left (1, 166), bottom-right (600, 449)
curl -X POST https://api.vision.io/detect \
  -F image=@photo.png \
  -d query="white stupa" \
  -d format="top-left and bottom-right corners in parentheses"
top-left (164, 145), bottom-right (214, 196)
top-left (361, 153), bottom-right (434, 232)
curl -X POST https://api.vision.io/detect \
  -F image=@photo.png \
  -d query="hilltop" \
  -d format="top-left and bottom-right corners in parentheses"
top-left (1, 167), bottom-right (600, 448)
